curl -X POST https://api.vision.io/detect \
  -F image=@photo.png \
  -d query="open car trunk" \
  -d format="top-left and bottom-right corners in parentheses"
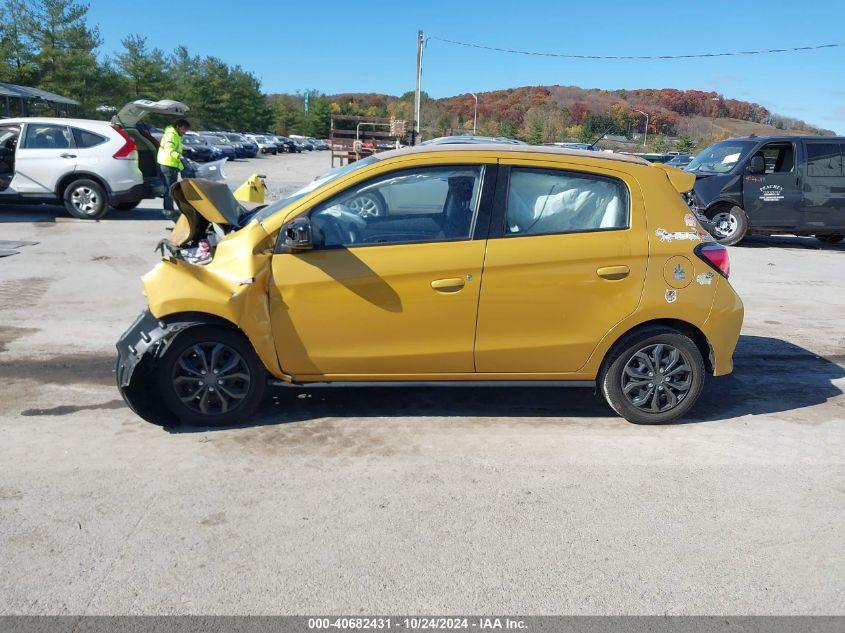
top-left (157, 178), bottom-right (247, 264)
top-left (112, 99), bottom-right (191, 189)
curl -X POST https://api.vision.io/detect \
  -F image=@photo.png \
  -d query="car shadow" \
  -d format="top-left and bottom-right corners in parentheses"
top-left (739, 234), bottom-right (845, 251)
top-left (166, 334), bottom-right (844, 433)
top-left (0, 203), bottom-right (168, 222)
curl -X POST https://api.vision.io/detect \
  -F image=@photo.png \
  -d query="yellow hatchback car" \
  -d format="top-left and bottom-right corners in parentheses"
top-left (116, 145), bottom-right (743, 426)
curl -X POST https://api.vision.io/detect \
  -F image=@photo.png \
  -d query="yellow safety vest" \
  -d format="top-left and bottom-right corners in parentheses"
top-left (157, 125), bottom-right (183, 170)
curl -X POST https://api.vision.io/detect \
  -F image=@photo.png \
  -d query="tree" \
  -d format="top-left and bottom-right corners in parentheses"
top-left (499, 117), bottom-right (518, 139)
top-left (675, 132), bottom-right (695, 153)
top-left (0, 0), bottom-right (37, 85)
top-left (649, 134), bottom-right (669, 153)
top-left (27, 0), bottom-right (103, 114)
top-left (526, 119), bottom-right (544, 145)
top-left (115, 34), bottom-right (169, 100)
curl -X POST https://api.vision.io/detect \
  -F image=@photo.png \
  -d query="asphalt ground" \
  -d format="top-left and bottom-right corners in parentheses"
top-left (0, 150), bottom-right (843, 615)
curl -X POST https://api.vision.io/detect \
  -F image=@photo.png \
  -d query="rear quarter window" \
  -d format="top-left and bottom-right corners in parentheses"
top-left (72, 127), bottom-right (108, 149)
top-left (805, 142), bottom-right (843, 177)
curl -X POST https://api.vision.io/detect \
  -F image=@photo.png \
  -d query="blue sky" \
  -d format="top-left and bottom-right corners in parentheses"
top-left (88, 0), bottom-right (845, 133)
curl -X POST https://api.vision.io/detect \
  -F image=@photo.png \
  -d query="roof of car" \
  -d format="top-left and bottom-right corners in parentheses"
top-left (375, 143), bottom-right (651, 165)
top-left (0, 116), bottom-right (112, 127)
top-left (728, 135), bottom-right (845, 142)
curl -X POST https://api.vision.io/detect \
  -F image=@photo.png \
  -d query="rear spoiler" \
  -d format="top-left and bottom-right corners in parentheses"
top-left (652, 163), bottom-right (695, 194)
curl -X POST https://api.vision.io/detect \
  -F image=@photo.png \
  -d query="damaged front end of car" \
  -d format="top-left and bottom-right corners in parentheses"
top-left (115, 178), bottom-right (283, 425)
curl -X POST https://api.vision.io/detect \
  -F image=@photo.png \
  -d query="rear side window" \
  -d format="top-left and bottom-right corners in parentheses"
top-left (71, 127), bottom-right (108, 149)
top-left (22, 124), bottom-right (73, 149)
top-left (505, 167), bottom-right (629, 236)
top-left (805, 142), bottom-right (843, 177)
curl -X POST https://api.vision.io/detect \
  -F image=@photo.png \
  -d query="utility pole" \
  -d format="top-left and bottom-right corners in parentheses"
top-left (634, 109), bottom-right (649, 148)
top-left (414, 30), bottom-right (423, 141)
top-left (469, 93), bottom-right (478, 134)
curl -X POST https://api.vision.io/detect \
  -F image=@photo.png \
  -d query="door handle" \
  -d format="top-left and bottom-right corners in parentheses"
top-left (597, 265), bottom-right (630, 280)
top-left (431, 277), bottom-right (465, 292)
top-left (60, 153), bottom-right (76, 159)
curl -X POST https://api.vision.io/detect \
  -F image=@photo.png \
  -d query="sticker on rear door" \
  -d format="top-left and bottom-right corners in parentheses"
top-left (665, 289), bottom-right (677, 303)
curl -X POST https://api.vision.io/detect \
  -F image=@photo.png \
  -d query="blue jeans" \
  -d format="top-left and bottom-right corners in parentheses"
top-left (160, 165), bottom-right (181, 219)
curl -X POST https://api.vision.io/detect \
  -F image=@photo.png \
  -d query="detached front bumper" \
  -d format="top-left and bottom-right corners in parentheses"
top-left (115, 310), bottom-right (205, 425)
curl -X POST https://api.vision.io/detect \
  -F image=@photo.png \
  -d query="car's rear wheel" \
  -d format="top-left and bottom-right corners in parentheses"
top-left (815, 234), bottom-right (844, 244)
top-left (708, 204), bottom-right (748, 246)
top-left (63, 178), bottom-right (108, 219)
top-left (600, 327), bottom-right (706, 424)
top-left (113, 200), bottom-right (141, 211)
top-left (156, 326), bottom-right (266, 426)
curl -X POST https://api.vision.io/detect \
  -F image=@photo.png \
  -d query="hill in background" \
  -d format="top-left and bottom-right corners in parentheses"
top-left (269, 85), bottom-right (835, 151)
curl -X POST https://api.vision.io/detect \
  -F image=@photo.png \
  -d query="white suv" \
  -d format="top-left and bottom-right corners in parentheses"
top-left (0, 99), bottom-right (188, 219)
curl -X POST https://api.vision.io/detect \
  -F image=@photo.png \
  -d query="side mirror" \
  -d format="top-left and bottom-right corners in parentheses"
top-left (281, 217), bottom-right (313, 252)
top-left (746, 155), bottom-right (766, 175)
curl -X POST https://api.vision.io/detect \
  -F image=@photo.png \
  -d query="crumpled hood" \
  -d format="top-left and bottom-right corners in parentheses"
top-left (169, 178), bottom-right (247, 246)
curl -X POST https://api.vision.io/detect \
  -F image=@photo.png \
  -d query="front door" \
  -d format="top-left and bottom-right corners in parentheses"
top-left (0, 124), bottom-right (20, 191)
top-left (742, 141), bottom-right (802, 229)
top-left (13, 123), bottom-right (77, 195)
top-left (269, 163), bottom-right (491, 378)
top-left (475, 161), bottom-right (648, 374)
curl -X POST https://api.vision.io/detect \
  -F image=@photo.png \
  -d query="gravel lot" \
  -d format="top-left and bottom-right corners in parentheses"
top-left (0, 151), bottom-right (843, 615)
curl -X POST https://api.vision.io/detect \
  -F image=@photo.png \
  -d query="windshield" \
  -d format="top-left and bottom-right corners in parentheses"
top-left (253, 156), bottom-right (380, 223)
top-left (686, 140), bottom-right (756, 174)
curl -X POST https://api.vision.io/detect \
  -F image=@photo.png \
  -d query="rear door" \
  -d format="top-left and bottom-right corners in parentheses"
top-left (13, 122), bottom-right (77, 195)
top-left (741, 141), bottom-right (802, 228)
top-left (801, 140), bottom-right (845, 230)
top-left (474, 160), bottom-right (648, 374)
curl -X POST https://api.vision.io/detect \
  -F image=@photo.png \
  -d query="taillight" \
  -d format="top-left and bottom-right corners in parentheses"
top-left (694, 242), bottom-right (730, 278)
top-left (110, 124), bottom-right (137, 159)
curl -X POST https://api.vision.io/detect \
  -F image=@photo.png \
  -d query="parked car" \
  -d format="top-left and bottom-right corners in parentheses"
top-left (198, 134), bottom-right (237, 160)
top-left (0, 98), bottom-right (189, 218)
top-left (552, 142), bottom-right (599, 151)
top-left (420, 135), bottom-right (527, 145)
top-left (217, 132), bottom-right (258, 158)
top-left (272, 135), bottom-right (300, 153)
top-left (687, 135), bottom-right (845, 245)
top-left (179, 134), bottom-right (215, 163)
top-left (116, 144), bottom-right (743, 427)
top-left (312, 139), bottom-right (329, 150)
top-left (666, 153), bottom-right (693, 168)
top-left (245, 134), bottom-right (278, 155)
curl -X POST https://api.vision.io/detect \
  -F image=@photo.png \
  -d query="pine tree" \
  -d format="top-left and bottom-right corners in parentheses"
top-left (115, 34), bottom-right (169, 100)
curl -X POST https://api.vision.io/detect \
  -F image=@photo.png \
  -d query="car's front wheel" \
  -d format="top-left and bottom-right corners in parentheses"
top-left (708, 205), bottom-right (748, 246)
top-left (156, 326), bottom-right (267, 426)
top-left (600, 327), bottom-right (706, 424)
top-left (63, 178), bottom-right (108, 219)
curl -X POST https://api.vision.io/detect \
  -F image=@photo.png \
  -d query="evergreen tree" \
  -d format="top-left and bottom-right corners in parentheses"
top-left (115, 34), bottom-right (169, 100)
top-left (27, 0), bottom-right (102, 114)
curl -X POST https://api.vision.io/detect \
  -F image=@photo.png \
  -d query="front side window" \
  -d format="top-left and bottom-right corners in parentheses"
top-left (22, 124), bottom-right (73, 149)
top-left (309, 165), bottom-right (483, 248)
top-left (505, 167), bottom-right (628, 236)
top-left (755, 142), bottom-right (795, 174)
top-left (805, 142), bottom-right (842, 177)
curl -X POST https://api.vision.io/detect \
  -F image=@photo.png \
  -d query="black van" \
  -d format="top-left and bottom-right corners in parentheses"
top-left (687, 135), bottom-right (845, 245)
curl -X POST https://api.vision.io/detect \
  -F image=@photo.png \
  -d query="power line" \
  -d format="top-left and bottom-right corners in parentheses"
top-left (428, 35), bottom-right (845, 60)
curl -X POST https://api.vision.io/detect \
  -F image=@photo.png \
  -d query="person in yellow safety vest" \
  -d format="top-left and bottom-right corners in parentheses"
top-left (157, 118), bottom-right (190, 220)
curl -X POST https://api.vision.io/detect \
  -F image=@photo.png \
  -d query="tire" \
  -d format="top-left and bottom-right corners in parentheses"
top-left (707, 204), bottom-right (748, 246)
top-left (112, 200), bottom-right (141, 211)
top-left (600, 326), bottom-right (706, 425)
top-left (63, 178), bottom-right (108, 219)
top-left (347, 191), bottom-right (387, 218)
top-left (156, 326), bottom-right (267, 426)
top-left (815, 234), bottom-right (844, 244)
